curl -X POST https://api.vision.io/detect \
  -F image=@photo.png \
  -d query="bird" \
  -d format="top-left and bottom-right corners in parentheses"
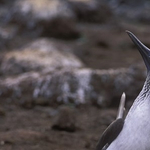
top-left (96, 31), bottom-right (150, 150)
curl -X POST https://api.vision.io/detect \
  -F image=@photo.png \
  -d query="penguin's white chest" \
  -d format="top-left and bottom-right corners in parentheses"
top-left (108, 100), bottom-right (150, 150)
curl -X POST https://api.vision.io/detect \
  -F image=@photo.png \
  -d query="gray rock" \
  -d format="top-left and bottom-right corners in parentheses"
top-left (102, 0), bottom-right (150, 23)
top-left (0, 38), bottom-right (84, 76)
top-left (0, 66), bottom-right (146, 107)
top-left (10, 0), bottom-right (79, 39)
top-left (0, 2), bottom-right (19, 49)
top-left (0, 25), bottom-right (19, 49)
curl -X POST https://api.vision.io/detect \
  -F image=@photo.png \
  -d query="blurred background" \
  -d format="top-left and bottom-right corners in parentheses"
top-left (0, 0), bottom-right (150, 150)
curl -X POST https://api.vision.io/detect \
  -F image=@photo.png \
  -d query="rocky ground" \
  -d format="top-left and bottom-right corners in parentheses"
top-left (0, 0), bottom-right (150, 150)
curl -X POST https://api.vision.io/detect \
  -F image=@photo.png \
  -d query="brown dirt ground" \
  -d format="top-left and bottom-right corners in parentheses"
top-left (0, 104), bottom-right (118, 150)
top-left (1, 20), bottom-right (150, 150)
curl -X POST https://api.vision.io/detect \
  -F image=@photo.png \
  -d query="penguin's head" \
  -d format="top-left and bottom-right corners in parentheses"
top-left (126, 31), bottom-right (150, 72)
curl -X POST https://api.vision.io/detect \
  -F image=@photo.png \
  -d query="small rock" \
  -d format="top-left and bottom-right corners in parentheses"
top-left (52, 106), bottom-right (77, 132)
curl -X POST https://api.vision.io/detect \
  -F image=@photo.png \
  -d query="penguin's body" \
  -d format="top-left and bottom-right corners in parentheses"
top-left (108, 79), bottom-right (150, 149)
top-left (96, 31), bottom-right (150, 150)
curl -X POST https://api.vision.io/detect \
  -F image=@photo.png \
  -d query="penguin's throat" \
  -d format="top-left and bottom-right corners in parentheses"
top-left (138, 73), bottom-right (150, 101)
top-left (129, 73), bottom-right (150, 112)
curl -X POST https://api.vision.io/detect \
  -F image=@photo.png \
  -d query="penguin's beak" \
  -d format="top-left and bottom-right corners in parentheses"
top-left (126, 30), bottom-right (150, 71)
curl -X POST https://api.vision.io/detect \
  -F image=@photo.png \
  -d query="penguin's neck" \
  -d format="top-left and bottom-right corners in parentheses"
top-left (132, 72), bottom-right (150, 107)
top-left (126, 72), bottom-right (150, 118)
top-left (138, 72), bottom-right (150, 101)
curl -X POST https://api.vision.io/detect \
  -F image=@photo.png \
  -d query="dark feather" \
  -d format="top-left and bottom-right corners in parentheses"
top-left (96, 118), bottom-right (124, 150)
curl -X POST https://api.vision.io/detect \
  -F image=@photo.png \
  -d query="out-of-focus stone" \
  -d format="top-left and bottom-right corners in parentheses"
top-left (0, 0), bottom-right (4, 4)
top-left (52, 106), bottom-right (77, 132)
top-left (103, 0), bottom-right (150, 23)
top-left (0, 66), bottom-right (146, 107)
top-left (0, 107), bottom-right (5, 116)
top-left (0, 3), bottom-right (19, 49)
top-left (0, 38), bottom-right (84, 76)
top-left (0, 25), bottom-right (18, 49)
top-left (10, 0), bottom-right (80, 39)
top-left (69, 0), bottom-right (113, 23)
